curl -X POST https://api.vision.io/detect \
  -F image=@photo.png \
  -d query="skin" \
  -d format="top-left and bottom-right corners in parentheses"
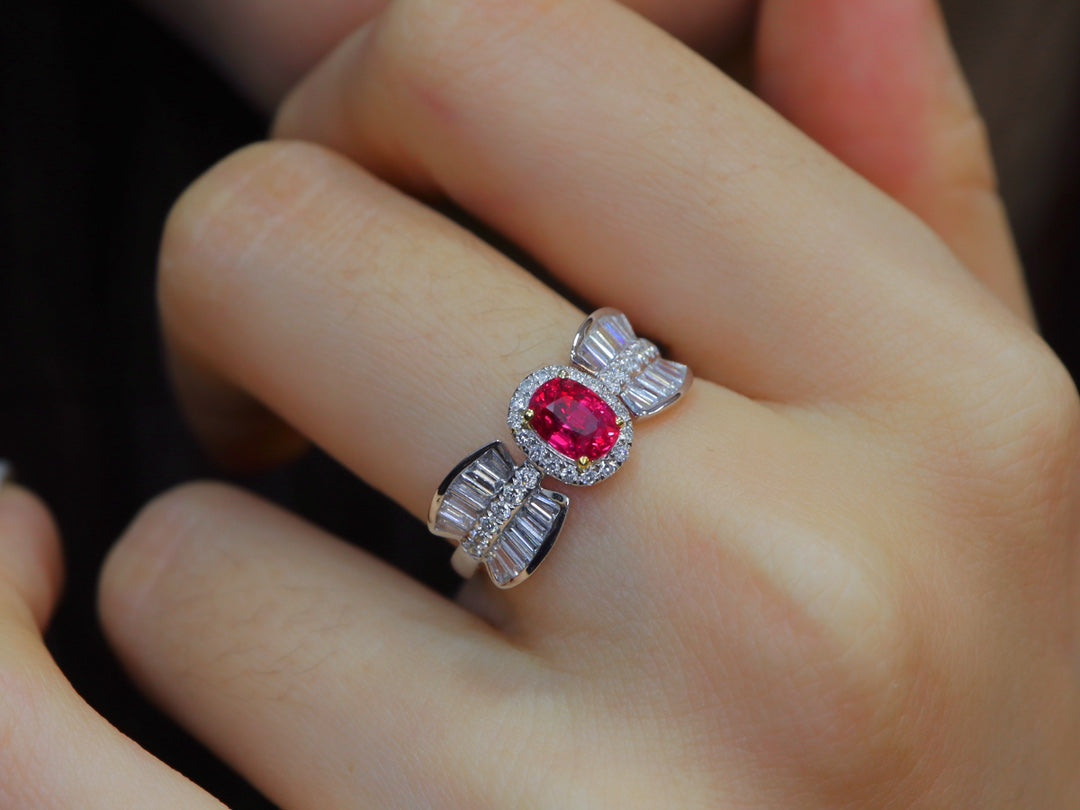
top-left (2, 0), bottom-right (1078, 806)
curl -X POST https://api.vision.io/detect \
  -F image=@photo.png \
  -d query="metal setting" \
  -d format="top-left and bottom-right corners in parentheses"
top-left (429, 441), bottom-right (570, 588)
top-left (428, 308), bottom-right (691, 589)
top-left (508, 364), bottom-right (633, 487)
top-left (571, 307), bottom-right (693, 418)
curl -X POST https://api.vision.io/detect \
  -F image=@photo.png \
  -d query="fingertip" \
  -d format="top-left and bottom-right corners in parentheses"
top-left (99, 481), bottom-right (264, 655)
top-left (98, 483), bottom-right (208, 650)
top-left (0, 477), bottom-right (65, 630)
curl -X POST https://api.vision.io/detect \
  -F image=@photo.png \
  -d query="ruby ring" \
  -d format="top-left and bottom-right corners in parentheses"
top-left (428, 308), bottom-right (692, 588)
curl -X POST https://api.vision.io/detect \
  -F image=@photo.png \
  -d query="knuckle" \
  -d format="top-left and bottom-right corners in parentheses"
top-left (912, 326), bottom-right (1080, 516)
top-left (1004, 350), bottom-right (1080, 518)
top-left (1019, 350), bottom-right (1079, 447)
top-left (978, 342), bottom-right (1080, 484)
top-left (1024, 345), bottom-right (1079, 431)
top-left (740, 575), bottom-right (943, 802)
top-left (665, 493), bottom-right (922, 772)
top-left (662, 444), bottom-right (961, 797)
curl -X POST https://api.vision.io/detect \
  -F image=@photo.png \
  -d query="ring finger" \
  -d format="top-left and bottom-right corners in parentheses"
top-left (152, 142), bottom-right (871, 805)
top-left (159, 141), bottom-right (790, 633)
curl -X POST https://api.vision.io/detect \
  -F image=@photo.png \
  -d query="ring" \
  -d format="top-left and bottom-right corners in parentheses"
top-left (428, 309), bottom-right (692, 588)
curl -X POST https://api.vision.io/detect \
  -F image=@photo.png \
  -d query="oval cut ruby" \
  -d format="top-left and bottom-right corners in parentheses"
top-left (528, 377), bottom-right (621, 462)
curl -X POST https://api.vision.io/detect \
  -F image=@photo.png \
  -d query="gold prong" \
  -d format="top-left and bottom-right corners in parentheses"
top-left (577, 456), bottom-right (592, 471)
top-left (557, 368), bottom-right (570, 379)
top-left (522, 409), bottom-right (535, 428)
top-left (615, 417), bottom-right (627, 428)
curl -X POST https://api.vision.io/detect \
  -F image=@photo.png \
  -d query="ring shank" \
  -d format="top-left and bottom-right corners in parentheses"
top-left (451, 546), bottom-right (480, 578)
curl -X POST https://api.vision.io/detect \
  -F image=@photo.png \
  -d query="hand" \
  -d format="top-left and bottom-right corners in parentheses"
top-left (0, 469), bottom-right (233, 808)
top-left (101, 0), bottom-right (1078, 807)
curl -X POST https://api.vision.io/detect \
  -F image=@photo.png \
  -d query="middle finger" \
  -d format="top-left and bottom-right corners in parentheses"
top-left (274, 0), bottom-right (1011, 405)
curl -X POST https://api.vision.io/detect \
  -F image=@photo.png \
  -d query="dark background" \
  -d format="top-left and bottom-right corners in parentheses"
top-left (1, 1), bottom-right (1078, 808)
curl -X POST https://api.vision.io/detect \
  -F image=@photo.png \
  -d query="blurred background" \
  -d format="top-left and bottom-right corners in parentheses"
top-left (1, 0), bottom-right (1078, 807)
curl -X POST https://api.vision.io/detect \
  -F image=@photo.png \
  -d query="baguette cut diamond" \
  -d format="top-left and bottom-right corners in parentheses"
top-left (528, 378), bottom-right (621, 462)
top-left (571, 307), bottom-right (692, 418)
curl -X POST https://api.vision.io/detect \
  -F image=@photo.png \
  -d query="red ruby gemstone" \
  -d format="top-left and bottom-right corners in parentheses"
top-left (528, 377), bottom-right (621, 462)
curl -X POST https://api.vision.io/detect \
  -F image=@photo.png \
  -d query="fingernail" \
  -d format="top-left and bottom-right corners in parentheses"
top-left (0, 460), bottom-right (14, 488)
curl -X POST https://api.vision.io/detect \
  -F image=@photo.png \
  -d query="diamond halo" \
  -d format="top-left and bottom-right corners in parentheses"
top-left (508, 364), bottom-right (633, 487)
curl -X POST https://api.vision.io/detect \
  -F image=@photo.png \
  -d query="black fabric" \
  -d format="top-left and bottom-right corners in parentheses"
top-left (0, 1), bottom-right (1077, 808)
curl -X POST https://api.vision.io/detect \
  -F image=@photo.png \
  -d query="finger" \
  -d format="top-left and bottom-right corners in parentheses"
top-left (99, 482), bottom-right (528, 808)
top-left (0, 467), bottom-right (62, 628)
top-left (755, 0), bottom-right (1033, 322)
top-left (157, 141), bottom-right (884, 651)
top-left (610, 0), bottom-right (756, 56)
top-left (131, 0), bottom-right (384, 109)
top-left (146, 146), bottom-right (920, 805)
top-left (157, 139), bottom-right (758, 512)
top-left (274, 0), bottom-right (1020, 404)
top-left (135, 0), bottom-right (753, 109)
top-left (166, 345), bottom-right (310, 471)
top-left (0, 481), bottom-right (225, 810)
